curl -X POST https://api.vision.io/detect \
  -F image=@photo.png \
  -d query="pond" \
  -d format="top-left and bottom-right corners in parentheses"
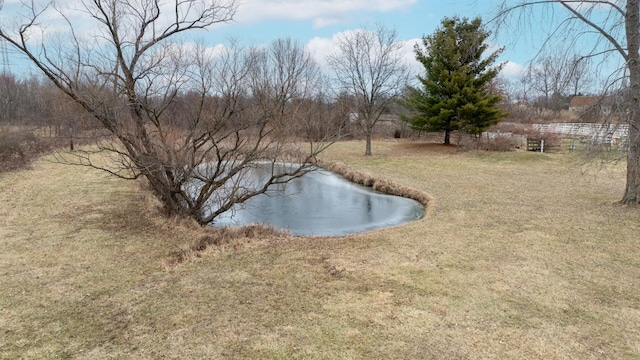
top-left (208, 164), bottom-right (425, 236)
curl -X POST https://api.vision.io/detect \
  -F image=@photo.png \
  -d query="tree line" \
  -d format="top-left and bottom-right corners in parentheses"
top-left (2, 0), bottom-right (637, 227)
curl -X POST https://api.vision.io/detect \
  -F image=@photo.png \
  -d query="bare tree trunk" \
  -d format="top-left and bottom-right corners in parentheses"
top-left (625, 122), bottom-right (640, 204)
top-left (494, 0), bottom-right (640, 206)
top-left (623, 0), bottom-right (640, 205)
top-left (365, 132), bottom-right (372, 156)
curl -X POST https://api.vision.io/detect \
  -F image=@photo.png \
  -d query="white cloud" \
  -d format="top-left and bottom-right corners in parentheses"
top-left (306, 30), bottom-right (420, 76)
top-left (306, 29), bottom-right (372, 69)
top-left (500, 61), bottom-right (526, 79)
top-left (306, 35), bottom-right (335, 68)
top-left (400, 38), bottom-right (421, 75)
top-left (236, 0), bottom-right (416, 28)
top-left (3, 0), bottom-right (236, 43)
top-left (312, 16), bottom-right (343, 29)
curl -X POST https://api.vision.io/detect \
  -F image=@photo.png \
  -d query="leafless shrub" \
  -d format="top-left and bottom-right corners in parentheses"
top-left (491, 122), bottom-right (527, 134)
top-left (0, 130), bottom-right (57, 173)
top-left (523, 129), bottom-right (563, 152)
top-left (486, 136), bottom-right (520, 151)
top-left (458, 134), bottom-right (519, 152)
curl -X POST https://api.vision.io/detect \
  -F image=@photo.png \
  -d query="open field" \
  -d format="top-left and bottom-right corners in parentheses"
top-left (1, 141), bottom-right (639, 359)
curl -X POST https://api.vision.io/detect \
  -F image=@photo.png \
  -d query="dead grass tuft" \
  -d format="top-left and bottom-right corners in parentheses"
top-left (165, 223), bottom-right (288, 267)
top-left (321, 255), bottom-right (346, 277)
top-left (318, 160), bottom-right (434, 208)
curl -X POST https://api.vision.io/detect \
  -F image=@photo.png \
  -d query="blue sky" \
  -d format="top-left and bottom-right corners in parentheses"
top-left (211, 0), bottom-right (527, 77)
top-left (223, 0), bottom-right (483, 44)
top-left (0, 0), bottom-right (583, 80)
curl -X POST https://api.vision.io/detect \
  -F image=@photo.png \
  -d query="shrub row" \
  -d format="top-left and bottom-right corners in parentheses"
top-left (0, 130), bottom-right (54, 173)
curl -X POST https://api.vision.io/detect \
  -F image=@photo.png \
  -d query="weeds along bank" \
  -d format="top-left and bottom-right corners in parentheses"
top-left (0, 129), bottom-right (57, 173)
top-left (0, 126), bottom-right (108, 173)
top-left (0, 140), bottom-right (639, 359)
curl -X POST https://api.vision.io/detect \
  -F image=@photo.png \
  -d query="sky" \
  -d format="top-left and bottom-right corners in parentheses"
top-left (223, 0), bottom-right (529, 76)
top-left (1, 0), bottom-right (618, 84)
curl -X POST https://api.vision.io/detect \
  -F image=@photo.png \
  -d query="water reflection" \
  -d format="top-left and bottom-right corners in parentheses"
top-left (208, 165), bottom-right (425, 236)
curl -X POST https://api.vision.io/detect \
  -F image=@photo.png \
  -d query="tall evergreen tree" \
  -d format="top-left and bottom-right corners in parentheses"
top-left (402, 17), bottom-right (506, 144)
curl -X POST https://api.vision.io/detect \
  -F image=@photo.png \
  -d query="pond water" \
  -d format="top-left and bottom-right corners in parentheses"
top-left (209, 165), bottom-right (425, 236)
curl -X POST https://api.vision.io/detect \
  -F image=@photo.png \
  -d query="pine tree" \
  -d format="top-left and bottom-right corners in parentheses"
top-left (402, 17), bottom-right (506, 144)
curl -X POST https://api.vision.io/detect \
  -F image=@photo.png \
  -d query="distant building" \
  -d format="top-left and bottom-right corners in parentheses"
top-left (569, 95), bottom-right (614, 116)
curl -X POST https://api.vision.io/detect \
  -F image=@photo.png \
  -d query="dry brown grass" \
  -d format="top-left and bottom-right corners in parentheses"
top-left (1, 141), bottom-right (639, 359)
top-left (318, 159), bottom-right (434, 210)
top-left (165, 224), bottom-right (288, 267)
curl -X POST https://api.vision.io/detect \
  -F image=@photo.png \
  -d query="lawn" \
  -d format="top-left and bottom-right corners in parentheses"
top-left (1, 140), bottom-right (639, 359)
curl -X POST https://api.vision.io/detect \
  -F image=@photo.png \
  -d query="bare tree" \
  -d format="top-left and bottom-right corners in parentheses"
top-left (494, 0), bottom-right (640, 205)
top-left (0, 73), bottom-right (21, 124)
top-left (0, 74), bottom-right (55, 128)
top-left (566, 55), bottom-right (592, 97)
top-left (0, 1), bottom-right (337, 224)
top-left (327, 24), bottom-right (411, 156)
top-left (528, 55), bottom-right (568, 109)
top-left (523, 53), bottom-right (591, 110)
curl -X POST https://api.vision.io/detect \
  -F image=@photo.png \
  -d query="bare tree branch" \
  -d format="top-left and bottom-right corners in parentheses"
top-left (493, 0), bottom-right (640, 205)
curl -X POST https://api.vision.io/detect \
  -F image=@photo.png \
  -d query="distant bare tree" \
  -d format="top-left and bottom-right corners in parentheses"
top-left (0, 0), bottom-right (337, 224)
top-left (527, 55), bottom-right (568, 109)
top-left (327, 24), bottom-right (411, 156)
top-left (0, 73), bottom-right (21, 124)
top-left (493, 0), bottom-right (640, 205)
top-left (0, 74), bottom-right (52, 127)
top-left (523, 53), bottom-right (591, 110)
top-left (566, 55), bottom-right (592, 97)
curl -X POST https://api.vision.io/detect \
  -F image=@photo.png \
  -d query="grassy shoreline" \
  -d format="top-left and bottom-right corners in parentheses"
top-left (1, 141), bottom-right (639, 359)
